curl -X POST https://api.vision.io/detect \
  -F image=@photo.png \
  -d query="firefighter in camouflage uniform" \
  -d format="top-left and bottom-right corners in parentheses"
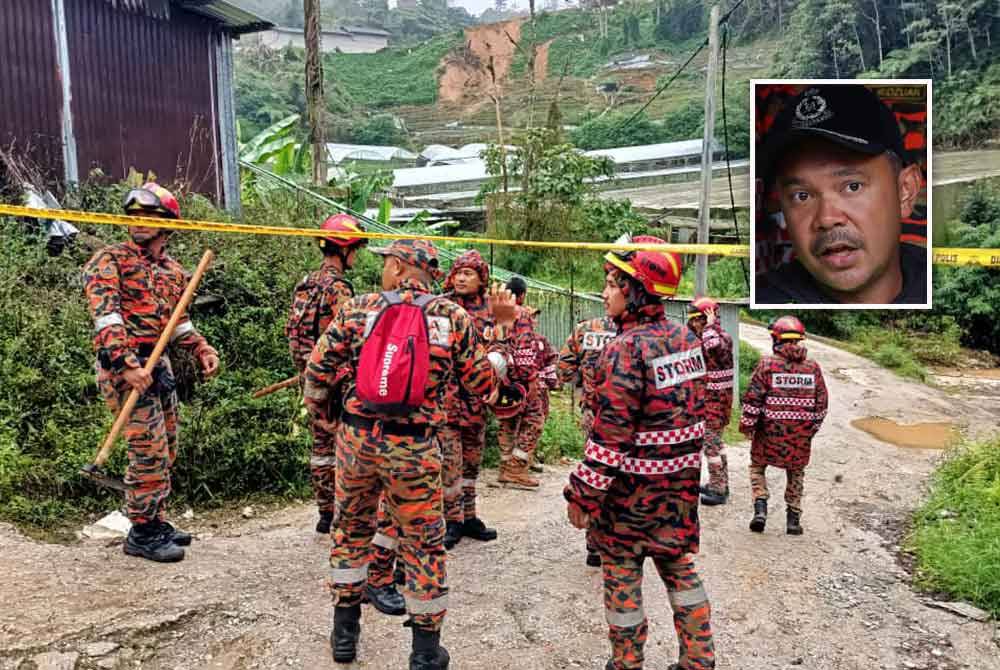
top-left (686, 298), bottom-right (734, 506)
top-left (739, 316), bottom-right (828, 535)
top-left (441, 249), bottom-right (501, 548)
top-left (284, 213), bottom-right (365, 534)
top-left (565, 234), bottom-right (715, 670)
top-left (559, 314), bottom-right (617, 568)
top-left (303, 239), bottom-right (516, 670)
top-left (83, 183), bottom-right (220, 564)
top-left (496, 303), bottom-right (547, 489)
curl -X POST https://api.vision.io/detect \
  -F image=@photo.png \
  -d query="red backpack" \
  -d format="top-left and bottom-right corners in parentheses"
top-left (356, 291), bottom-right (435, 416)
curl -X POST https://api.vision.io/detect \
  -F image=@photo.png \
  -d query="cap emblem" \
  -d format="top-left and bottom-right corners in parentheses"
top-left (794, 90), bottom-right (832, 126)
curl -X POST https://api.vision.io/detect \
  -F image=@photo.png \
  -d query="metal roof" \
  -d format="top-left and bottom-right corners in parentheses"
top-left (326, 143), bottom-right (418, 163)
top-left (584, 138), bottom-right (721, 164)
top-left (175, 1), bottom-right (272, 35)
top-left (393, 160), bottom-right (490, 188)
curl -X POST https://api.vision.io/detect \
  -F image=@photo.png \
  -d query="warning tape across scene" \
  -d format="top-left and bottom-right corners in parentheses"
top-left (1, 204), bottom-right (998, 267)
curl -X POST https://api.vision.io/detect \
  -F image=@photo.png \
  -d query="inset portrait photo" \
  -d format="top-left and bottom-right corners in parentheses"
top-left (751, 80), bottom-right (932, 309)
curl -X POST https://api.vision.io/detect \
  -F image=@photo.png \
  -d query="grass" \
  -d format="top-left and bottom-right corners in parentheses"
top-left (723, 339), bottom-right (761, 444)
top-left (909, 435), bottom-right (1000, 616)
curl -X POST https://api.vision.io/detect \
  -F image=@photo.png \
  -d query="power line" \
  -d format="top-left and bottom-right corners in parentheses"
top-left (720, 21), bottom-right (750, 292)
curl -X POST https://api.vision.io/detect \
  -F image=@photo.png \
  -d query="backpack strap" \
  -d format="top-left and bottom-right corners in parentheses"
top-left (382, 290), bottom-right (402, 305)
top-left (412, 293), bottom-right (437, 311)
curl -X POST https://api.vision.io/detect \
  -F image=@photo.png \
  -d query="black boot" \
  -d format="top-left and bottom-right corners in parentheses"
top-left (749, 498), bottom-right (768, 533)
top-left (443, 521), bottom-right (463, 550)
top-left (787, 509), bottom-right (804, 535)
top-left (410, 627), bottom-right (450, 670)
top-left (157, 520), bottom-right (192, 546)
top-left (365, 583), bottom-right (406, 616)
top-left (395, 563), bottom-right (406, 585)
top-left (330, 604), bottom-right (361, 663)
top-left (124, 521), bottom-right (185, 563)
top-left (461, 517), bottom-right (497, 542)
top-left (700, 486), bottom-right (729, 506)
top-left (316, 510), bottom-right (333, 534)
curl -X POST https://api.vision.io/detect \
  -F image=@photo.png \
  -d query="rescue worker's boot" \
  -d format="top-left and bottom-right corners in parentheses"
top-left (699, 486), bottom-right (729, 506)
top-left (124, 521), bottom-right (185, 563)
top-left (749, 498), bottom-right (768, 533)
top-left (394, 564), bottom-right (405, 585)
top-left (461, 517), bottom-right (498, 542)
top-left (330, 604), bottom-right (361, 663)
top-left (316, 510), bottom-right (333, 534)
top-left (157, 520), bottom-right (192, 546)
top-left (443, 520), bottom-right (463, 550)
top-left (410, 627), bottom-right (450, 670)
top-left (586, 551), bottom-right (601, 567)
top-left (498, 461), bottom-right (540, 489)
top-left (786, 509), bottom-right (804, 536)
top-left (365, 583), bottom-right (406, 616)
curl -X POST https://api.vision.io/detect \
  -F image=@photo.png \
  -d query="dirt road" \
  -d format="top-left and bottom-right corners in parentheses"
top-left (2, 325), bottom-right (998, 670)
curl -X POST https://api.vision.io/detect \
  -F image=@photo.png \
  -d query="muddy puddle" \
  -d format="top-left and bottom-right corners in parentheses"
top-left (851, 416), bottom-right (959, 449)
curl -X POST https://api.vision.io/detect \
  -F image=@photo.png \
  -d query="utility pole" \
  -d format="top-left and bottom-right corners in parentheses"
top-left (304, 0), bottom-right (328, 186)
top-left (695, 4), bottom-right (720, 297)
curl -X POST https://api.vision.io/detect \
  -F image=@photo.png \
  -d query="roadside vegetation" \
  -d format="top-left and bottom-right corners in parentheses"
top-left (909, 435), bottom-right (1000, 616)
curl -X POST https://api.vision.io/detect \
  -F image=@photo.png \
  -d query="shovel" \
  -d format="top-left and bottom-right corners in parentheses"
top-left (81, 249), bottom-right (215, 492)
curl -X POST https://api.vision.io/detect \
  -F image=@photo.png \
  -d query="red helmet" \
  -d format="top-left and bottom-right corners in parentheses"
top-left (687, 296), bottom-right (719, 321)
top-left (770, 315), bottom-right (806, 342)
top-left (123, 182), bottom-right (181, 219)
top-left (492, 382), bottom-right (527, 419)
top-left (604, 233), bottom-right (683, 298)
top-left (319, 213), bottom-right (366, 250)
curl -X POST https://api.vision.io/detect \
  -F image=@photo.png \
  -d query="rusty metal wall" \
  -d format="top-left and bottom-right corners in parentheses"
top-left (0, 0), bottom-right (65, 183)
top-left (64, 0), bottom-right (222, 198)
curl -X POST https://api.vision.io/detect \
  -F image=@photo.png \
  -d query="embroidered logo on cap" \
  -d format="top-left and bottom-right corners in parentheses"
top-left (793, 89), bottom-right (833, 127)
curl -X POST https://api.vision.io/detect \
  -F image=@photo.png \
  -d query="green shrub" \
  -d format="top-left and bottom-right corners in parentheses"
top-left (724, 339), bottom-right (760, 444)
top-left (910, 436), bottom-right (1000, 615)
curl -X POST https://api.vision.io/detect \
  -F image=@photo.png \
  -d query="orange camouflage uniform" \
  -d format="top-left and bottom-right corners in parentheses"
top-left (565, 303), bottom-right (715, 670)
top-left (739, 342), bottom-right (828, 514)
top-left (497, 308), bottom-right (547, 470)
top-left (284, 266), bottom-right (355, 513)
top-left (83, 241), bottom-right (216, 524)
top-left (303, 276), bottom-right (509, 631)
top-left (558, 316), bottom-right (617, 435)
top-left (698, 322), bottom-right (735, 494)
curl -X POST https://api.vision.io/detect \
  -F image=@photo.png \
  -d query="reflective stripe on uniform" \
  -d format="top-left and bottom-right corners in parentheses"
top-left (585, 440), bottom-right (624, 468)
top-left (706, 368), bottom-right (733, 379)
top-left (311, 456), bottom-right (336, 467)
top-left (330, 564), bottom-right (369, 584)
top-left (170, 320), bottom-right (195, 342)
top-left (461, 478), bottom-right (477, 488)
top-left (605, 607), bottom-right (646, 628)
top-left (512, 448), bottom-right (530, 461)
top-left (706, 381), bottom-right (733, 390)
top-left (635, 422), bottom-right (705, 446)
top-left (766, 396), bottom-right (815, 407)
top-left (404, 593), bottom-right (449, 615)
top-left (621, 452), bottom-right (701, 476)
top-left (372, 532), bottom-right (398, 550)
top-left (764, 409), bottom-right (823, 421)
top-left (444, 482), bottom-right (463, 497)
top-left (706, 455), bottom-right (725, 465)
top-left (668, 584), bottom-right (708, 609)
top-left (94, 312), bottom-right (124, 332)
top-left (573, 462), bottom-right (613, 490)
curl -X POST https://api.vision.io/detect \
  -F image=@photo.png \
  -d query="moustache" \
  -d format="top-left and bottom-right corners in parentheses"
top-left (810, 228), bottom-right (864, 257)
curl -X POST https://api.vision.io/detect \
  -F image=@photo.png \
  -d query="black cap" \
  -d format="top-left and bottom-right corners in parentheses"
top-left (506, 276), bottom-right (527, 297)
top-left (758, 84), bottom-right (907, 183)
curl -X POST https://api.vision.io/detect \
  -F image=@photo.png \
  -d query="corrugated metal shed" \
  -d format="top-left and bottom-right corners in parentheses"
top-left (584, 139), bottom-right (720, 164)
top-left (326, 144), bottom-right (418, 163)
top-left (0, 0), bottom-right (66, 182)
top-left (176, 1), bottom-right (273, 34)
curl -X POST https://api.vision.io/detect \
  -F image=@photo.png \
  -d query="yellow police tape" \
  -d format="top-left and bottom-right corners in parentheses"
top-left (2, 204), bottom-right (998, 266)
top-left (0, 204), bottom-right (746, 257)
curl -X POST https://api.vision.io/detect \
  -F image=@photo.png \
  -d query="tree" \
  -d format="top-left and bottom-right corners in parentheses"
top-left (304, 0), bottom-right (327, 185)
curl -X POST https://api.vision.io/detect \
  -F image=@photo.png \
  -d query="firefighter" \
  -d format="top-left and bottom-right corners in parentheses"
top-left (441, 250), bottom-right (500, 548)
top-left (565, 234), bottom-right (715, 670)
top-left (739, 316), bottom-right (828, 535)
top-left (284, 213), bottom-right (366, 534)
top-left (532, 311), bottom-right (559, 473)
top-left (303, 239), bottom-right (516, 669)
top-left (558, 313), bottom-right (617, 568)
top-left (496, 304), bottom-right (546, 489)
top-left (83, 182), bottom-right (220, 563)
top-left (686, 298), bottom-right (734, 506)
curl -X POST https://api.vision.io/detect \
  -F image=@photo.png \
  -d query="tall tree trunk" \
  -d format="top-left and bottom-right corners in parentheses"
top-left (872, 0), bottom-right (883, 65)
top-left (945, 21), bottom-right (952, 76)
top-left (853, 22), bottom-right (866, 70)
top-left (777, 0), bottom-right (783, 33)
top-left (832, 41), bottom-right (840, 78)
top-left (304, 0), bottom-right (327, 186)
top-left (966, 19), bottom-right (978, 61)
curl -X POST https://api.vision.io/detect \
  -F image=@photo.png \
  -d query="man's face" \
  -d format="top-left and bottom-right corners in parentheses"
top-left (602, 271), bottom-right (627, 319)
top-left (775, 139), bottom-right (919, 301)
top-left (451, 267), bottom-right (481, 295)
top-left (128, 211), bottom-right (169, 246)
top-left (380, 255), bottom-right (400, 291)
top-left (688, 315), bottom-right (706, 336)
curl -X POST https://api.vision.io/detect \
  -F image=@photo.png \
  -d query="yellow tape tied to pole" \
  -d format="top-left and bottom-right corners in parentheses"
top-left (2, 204), bottom-right (998, 266)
